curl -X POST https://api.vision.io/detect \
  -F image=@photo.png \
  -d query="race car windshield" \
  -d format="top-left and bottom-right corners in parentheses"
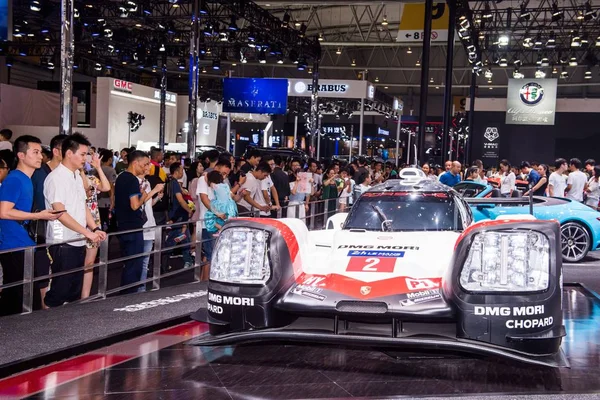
top-left (345, 192), bottom-right (465, 232)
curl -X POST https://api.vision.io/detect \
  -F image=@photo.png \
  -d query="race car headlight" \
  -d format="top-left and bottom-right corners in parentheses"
top-left (460, 230), bottom-right (550, 292)
top-left (210, 228), bottom-right (271, 284)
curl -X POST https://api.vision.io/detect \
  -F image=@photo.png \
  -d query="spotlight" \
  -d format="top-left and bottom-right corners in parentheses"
top-left (212, 59), bottom-right (220, 70)
top-left (228, 15), bottom-right (238, 31)
top-left (407, 47), bottom-right (412, 54)
top-left (499, 57), bottom-right (508, 67)
top-left (375, 76), bottom-right (379, 82)
top-left (483, 4), bottom-right (493, 20)
top-left (585, 67), bottom-right (592, 79)
top-left (519, 3), bottom-right (531, 20)
top-left (201, 66), bottom-right (207, 73)
top-left (569, 56), bottom-right (578, 66)
top-left (258, 50), bottom-right (267, 64)
top-left (159, 43), bottom-right (166, 52)
top-left (552, 2), bottom-right (563, 21)
top-left (335, 48), bottom-right (342, 55)
top-left (513, 68), bottom-right (524, 79)
top-left (596, 35), bottom-right (600, 46)
top-left (541, 54), bottom-right (550, 67)
top-left (498, 33), bottom-right (509, 46)
top-left (318, 32), bottom-right (324, 41)
top-left (571, 33), bottom-right (581, 48)
top-left (299, 23), bottom-right (307, 38)
top-left (30, 0), bottom-right (41, 12)
top-left (282, 12), bottom-right (290, 27)
top-left (535, 69), bottom-right (546, 78)
top-left (560, 67), bottom-right (569, 78)
top-left (585, 0), bottom-right (597, 20)
top-left (276, 55), bottom-right (284, 64)
top-left (534, 34), bottom-right (542, 46)
top-left (351, 59), bottom-right (356, 67)
top-left (381, 15), bottom-right (388, 26)
top-left (177, 57), bottom-right (186, 70)
top-left (95, 62), bottom-right (102, 71)
top-left (484, 68), bottom-right (493, 79)
top-left (547, 31), bottom-right (556, 48)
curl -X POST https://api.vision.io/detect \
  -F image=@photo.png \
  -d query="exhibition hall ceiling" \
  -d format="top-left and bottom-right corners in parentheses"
top-left (4, 0), bottom-right (600, 98)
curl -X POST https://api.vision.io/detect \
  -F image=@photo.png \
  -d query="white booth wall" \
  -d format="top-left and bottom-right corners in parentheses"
top-left (176, 95), bottom-right (221, 147)
top-left (99, 78), bottom-right (178, 151)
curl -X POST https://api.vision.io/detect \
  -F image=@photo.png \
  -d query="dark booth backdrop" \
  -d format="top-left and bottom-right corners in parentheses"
top-left (471, 112), bottom-right (600, 167)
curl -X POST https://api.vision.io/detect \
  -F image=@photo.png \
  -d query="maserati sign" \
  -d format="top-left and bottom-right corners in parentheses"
top-left (506, 79), bottom-right (557, 126)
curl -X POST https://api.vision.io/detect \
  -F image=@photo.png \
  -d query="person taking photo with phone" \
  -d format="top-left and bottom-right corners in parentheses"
top-left (0, 135), bottom-right (64, 316)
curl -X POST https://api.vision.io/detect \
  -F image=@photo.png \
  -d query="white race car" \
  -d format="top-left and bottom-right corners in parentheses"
top-left (192, 178), bottom-right (567, 367)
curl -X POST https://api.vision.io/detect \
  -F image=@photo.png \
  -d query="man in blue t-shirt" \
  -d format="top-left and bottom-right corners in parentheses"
top-left (0, 135), bottom-right (63, 316)
top-left (520, 161), bottom-right (543, 196)
top-left (439, 161), bottom-right (462, 187)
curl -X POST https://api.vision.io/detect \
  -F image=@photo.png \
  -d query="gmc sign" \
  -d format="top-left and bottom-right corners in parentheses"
top-left (114, 79), bottom-right (133, 92)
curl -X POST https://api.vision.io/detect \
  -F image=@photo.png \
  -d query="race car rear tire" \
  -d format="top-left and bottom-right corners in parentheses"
top-left (561, 222), bottom-right (590, 263)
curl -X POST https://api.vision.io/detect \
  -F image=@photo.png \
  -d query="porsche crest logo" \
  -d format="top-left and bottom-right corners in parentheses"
top-left (360, 286), bottom-right (371, 295)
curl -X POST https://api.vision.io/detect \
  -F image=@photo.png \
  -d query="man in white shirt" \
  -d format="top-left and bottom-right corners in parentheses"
top-left (0, 129), bottom-right (13, 152)
top-left (260, 156), bottom-right (281, 217)
top-left (565, 158), bottom-right (587, 202)
top-left (44, 133), bottom-right (106, 307)
top-left (548, 158), bottom-right (568, 197)
top-left (196, 160), bottom-right (231, 280)
top-left (237, 161), bottom-right (273, 215)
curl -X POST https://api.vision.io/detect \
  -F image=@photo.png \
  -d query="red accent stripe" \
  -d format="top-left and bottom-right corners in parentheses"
top-left (0, 321), bottom-right (208, 398)
top-left (245, 218), bottom-right (442, 299)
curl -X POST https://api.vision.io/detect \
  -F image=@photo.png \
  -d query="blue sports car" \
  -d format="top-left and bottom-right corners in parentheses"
top-left (456, 181), bottom-right (600, 263)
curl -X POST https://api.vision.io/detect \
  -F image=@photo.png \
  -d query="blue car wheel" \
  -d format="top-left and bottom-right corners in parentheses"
top-left (561, 222), bottom-right (591, 263)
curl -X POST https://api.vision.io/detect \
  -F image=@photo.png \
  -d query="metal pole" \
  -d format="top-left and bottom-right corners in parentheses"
top-left (317, 129), bottom-right (321, 159)
top-left (226, 70), bottom-right (232, 153)
top-left (358, 72), bottom-right (366, 156)
top-left (98, 237), bottom-right (109, 299)
top-left (22, 247), bottom-right (34, 314)
top-left (406, 131), bottom-right (412, 165)
top-left (466, 71), bottom-right (476, 166)
top-left (309, 58), bottom-right (320, 158)
top-left (59, 0), bottom-right (74, 135)
top-left (349, 124), bottom-right (354, 160)
top-left (418, 0), bottom-right (434, 164)
top-left (159, 55), bottom-right (168, 152)
top-left (395, 114), bottom-right (401, 166)
top-left (187, 0), bottom-right (199, 159)
top-left (293, 114), bottom-right (298, 149)
top-left (441, 0), bottom-right (456, 163)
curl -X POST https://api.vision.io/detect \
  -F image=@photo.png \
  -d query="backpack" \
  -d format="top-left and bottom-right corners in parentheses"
top-left (147, 166), bottom-right (168, 212)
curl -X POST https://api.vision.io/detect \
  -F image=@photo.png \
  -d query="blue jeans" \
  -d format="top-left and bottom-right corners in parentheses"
top-left (164, 228), bottom-right (193, 265)
top-left (202, 229), bottom-right (215, 262)
top-left (138, 240), bottom-right (153, 293)
top-left (118, 231), bottom-right (145, 294)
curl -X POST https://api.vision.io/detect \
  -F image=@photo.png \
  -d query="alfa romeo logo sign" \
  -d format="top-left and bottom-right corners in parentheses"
top-left (519, 82), bottom-right (544, 106)
top-left (483, 127), bottom-right (499, 142)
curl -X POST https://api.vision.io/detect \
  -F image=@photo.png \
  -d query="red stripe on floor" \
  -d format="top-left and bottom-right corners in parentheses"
top-left (0, 321), bottom-right (208, 398)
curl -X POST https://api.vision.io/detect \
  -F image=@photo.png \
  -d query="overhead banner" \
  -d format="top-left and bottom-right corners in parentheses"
top-left (288, 79), bottom-right (373, 99)
top-left (396, 3), bottom-right (449, 43)
top-left (506, 79), bottom-right (557, 126)
top-left (482, 126), bottom-right (500, 165)
top-left (223, 78), bottom-right (288, 114)
top-left (0, 0), bottom-right (11, 41)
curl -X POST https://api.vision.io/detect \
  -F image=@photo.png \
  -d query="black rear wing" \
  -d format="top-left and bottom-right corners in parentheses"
top-left (464, 191), bottom-right (534, 215)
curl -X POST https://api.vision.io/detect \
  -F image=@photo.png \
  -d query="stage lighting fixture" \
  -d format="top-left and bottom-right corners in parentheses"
top-left (571, 33), bottom-right (581, 48)
top-left (535, 69), bottom-right (546, 78)
top-left (212, 59), bottom-right (220, 70)
top-left (381, 15), bottom-right (388, 26)
top-left (336, 48), bottom-right (342, 55)
top-left (30, 1), bottom-right (41, 12)
top-left (351, 59), bottom-right (356, 66)
top-left (318, 32), bottom-right (324, 41)
top-left (499, 57), bottom-right (508, 67)
top-left (95, 63), bottom-right (102, 71)
top-left (552, 2), bottom-right (563, 21)
top-left (177, 57), bottom-right (186, 70)
top-left (560, 67), bottom-right (568, 78)
top-left (483, 4), bottom-right (493, 20)
top-left (201, 66), bottom-right (207, 73)
top-left (585, 67), bottom-right (592, 79)
top-left (282, 13), bottom-right (290, 27)
top-left (484, 68), bottom-right (493, 79)
top-left (585, 1), bottom-right (597, 20)
top-left (541, 54), bottom-right (550, 67)
top-left (299, 23), bottom-right (307, 38)
top-left (519, 3), bottom-right (531, 20)
top-left (513, 68), bottom-right (524, 79)
top-left (276, 55), bottom-right (284, 64)
top-left (534, 34), bottom-right (542, 46)
top-left (547, 31), bottom-right (556, 48)
top-left (259, 50), bottom-right (267, 64)
top-left (596, 35), bottom-right (600, 46)
top-left (159, 43), bottom-right (166, 52)
top-left (228, 16), bottom-right (238, 31)
top-left (581, 34), bottom-right (589, 45)
top-left (569, 56), bottom-right (578, 66)
top-left (498, 34), bottom-right (509, 46)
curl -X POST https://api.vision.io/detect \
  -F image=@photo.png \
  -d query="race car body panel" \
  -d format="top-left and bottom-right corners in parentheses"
top-left (193, 179), bottom-right (567, 367)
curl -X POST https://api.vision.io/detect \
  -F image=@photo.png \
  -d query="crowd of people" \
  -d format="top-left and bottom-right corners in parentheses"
top-left (0, 126), bottom-right (598, 317)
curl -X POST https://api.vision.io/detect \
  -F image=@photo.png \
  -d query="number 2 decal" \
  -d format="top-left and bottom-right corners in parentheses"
top-left (362, 258), bottom-right (380, 271)
top-left (347, 257), bottom-right (395, 273)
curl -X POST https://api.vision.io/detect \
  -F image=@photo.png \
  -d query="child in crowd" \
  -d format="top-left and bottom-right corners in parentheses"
top-left (204, 171), bottom-right (238, 235)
